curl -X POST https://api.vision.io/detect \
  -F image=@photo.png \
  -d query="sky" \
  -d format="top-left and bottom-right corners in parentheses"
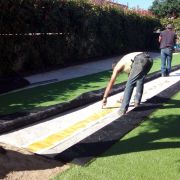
top-left (117, 0), bottom-right (154, 10)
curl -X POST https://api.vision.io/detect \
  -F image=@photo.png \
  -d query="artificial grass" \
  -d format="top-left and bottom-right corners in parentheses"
top-left (53, 91), bottom-right (180, 180)
top-left (0, 54), bottom-right (179, 115)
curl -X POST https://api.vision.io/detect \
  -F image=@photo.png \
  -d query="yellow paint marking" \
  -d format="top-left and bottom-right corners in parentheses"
top-left (27, 103), bottom-right (119, 153)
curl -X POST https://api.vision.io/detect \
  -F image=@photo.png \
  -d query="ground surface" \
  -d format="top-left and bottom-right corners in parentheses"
top-left (0, 54), bottom-right (179, 179)
top-left (0, 80), bottom-right (179, 179)
top-left (0, 143), bottom-right (69, 180)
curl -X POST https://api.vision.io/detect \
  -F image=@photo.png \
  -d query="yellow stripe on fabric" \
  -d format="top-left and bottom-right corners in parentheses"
top-left (27, 103), bottom-right (119, 153)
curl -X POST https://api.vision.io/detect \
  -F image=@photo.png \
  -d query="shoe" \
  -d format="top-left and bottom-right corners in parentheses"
top-left (134, 102), bottom-right (140, 107)
top-left (161, 74), bottom-right (166, 77)
top-left (0, 146), bottom-right (6, 154)
top-left (166, 69), bottom-right (169, 76)
top-left (117, 109), bottom-right (126, 116)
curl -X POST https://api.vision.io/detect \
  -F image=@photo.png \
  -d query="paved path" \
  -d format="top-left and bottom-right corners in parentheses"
top-left (25, 52), bottom-right (160, 85)
top-left (0, 69), bottom-right (179, 159)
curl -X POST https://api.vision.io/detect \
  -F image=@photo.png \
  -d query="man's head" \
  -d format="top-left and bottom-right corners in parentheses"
top-left (166, 24), bottom-right (174, 30)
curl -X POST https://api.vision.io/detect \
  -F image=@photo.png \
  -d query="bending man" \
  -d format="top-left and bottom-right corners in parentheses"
top-left (102, 52), bottom-right (153, 116)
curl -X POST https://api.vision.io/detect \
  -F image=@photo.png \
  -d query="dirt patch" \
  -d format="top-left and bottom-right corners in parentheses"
top-left (0, 143), bottom-right (70, 180)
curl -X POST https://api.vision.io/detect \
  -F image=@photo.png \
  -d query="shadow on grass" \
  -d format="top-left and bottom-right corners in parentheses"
top-left (0, 70), bottom-right (113, 116)
top-left (103, 114), bottom-right (180, 157)
top-left (137, 96), bottom-right (180, 111)
top-left (106, 95), bottom-right (180, 155)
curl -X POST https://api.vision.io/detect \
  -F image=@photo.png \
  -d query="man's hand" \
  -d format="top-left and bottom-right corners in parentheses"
top-left (102, 97), bottom-right (107, 108)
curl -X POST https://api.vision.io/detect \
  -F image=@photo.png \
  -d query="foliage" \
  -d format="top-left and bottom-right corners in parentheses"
top-left (160, 18), bottom-right (180, 31)
top-left (149, 0), bottom-right (180, 18)
top-left (0, 0), bottom-right (160, 76)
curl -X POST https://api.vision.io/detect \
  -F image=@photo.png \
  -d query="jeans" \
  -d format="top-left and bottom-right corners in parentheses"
top-left (161, 47), bottom-right (173, 76)
top-left (120, 53), bottom-right (153, 112)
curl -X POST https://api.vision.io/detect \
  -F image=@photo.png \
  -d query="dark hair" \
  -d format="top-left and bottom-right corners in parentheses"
top-left (166, 24), bottom-right (174, 29)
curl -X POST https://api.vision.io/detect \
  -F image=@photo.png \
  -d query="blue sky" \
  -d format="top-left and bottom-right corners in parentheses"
top-left (118, 0), bottom-right (154, 10)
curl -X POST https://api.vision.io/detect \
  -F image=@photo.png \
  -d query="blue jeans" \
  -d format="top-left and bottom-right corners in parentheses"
top-left (120, 53), bottom-right (153, 112)
top-left (161, 47), bottom-right (173, 75)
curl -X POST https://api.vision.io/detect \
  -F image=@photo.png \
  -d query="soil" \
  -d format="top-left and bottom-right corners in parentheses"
top-left (0, 143), bottom-right (70, 180)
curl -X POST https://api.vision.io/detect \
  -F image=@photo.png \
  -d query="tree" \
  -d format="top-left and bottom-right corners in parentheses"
top-left (149, 0), bottom-right (180, 18)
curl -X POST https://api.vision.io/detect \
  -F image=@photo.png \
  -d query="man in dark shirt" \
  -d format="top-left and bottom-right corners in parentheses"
top-left (159, 24), bottom-right (177, 77)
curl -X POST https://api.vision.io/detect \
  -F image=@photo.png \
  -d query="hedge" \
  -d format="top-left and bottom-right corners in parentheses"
top-left (0, 0), bottom-right (160, 76)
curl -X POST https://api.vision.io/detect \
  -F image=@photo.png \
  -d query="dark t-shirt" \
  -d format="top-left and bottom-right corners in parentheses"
top-left (159, 30), bottom-right (177, 49)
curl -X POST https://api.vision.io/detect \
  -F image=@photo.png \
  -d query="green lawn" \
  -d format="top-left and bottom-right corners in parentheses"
top-left (53, 91), bottom-right (180, 180)
top-left (0, 54), bottom-right (179, 115)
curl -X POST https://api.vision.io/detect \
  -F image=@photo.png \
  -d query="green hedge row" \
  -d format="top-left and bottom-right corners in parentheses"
top-left (0, 0), bottom-right (160, 75)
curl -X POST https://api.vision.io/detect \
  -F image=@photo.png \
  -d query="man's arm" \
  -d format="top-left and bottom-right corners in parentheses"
top-left (102, 66), bottom-right (122, 108)
top-left (158, 35), bottom-right (162, 43)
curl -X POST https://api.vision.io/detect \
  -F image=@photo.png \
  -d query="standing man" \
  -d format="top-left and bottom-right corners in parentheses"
top-left (102, 52), bottom-right (153, 116)
top-left (159, 24), bottom-right (177, 77)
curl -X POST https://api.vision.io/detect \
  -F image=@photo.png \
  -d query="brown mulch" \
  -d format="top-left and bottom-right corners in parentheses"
top-left (0, 143), bottom-right (70, 180)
